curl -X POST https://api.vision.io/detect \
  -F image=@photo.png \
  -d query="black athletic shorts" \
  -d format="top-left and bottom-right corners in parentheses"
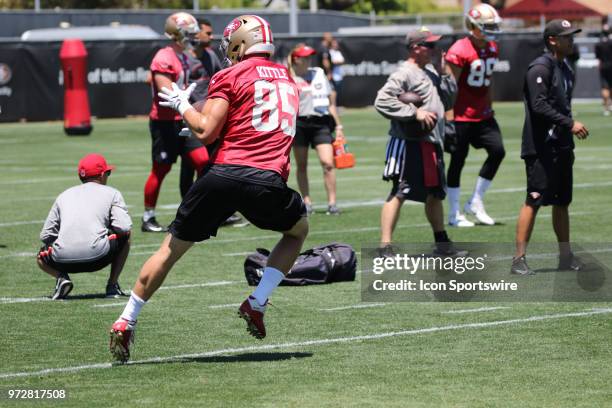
top-left (169, 164), bottom-right (306, 242)
top-left (294, 116), bottom-right (334, 148)
top-left (454, 117), bottom-right (503, 153)
top-left (149, 119), bottom-right (204, 164)
top-left (40, 234), bottom-right (129, 274)
top-left (524, 149), bottom-right (574, 206)
top-left (387, 141), bottom-right (446, 203)
top-left (600, 69), bottom-right (612, 89)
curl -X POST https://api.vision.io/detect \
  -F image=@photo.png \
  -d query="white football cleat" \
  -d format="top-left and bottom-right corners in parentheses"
top-left (448, 212), bottom-right (475, 227)
top-left (464, 201), bottom-right (495, 225)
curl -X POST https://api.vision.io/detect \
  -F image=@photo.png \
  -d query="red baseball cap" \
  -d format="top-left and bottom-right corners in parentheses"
top-left (78, 153), bottom-right (115, 178)
top-left (291, 45), bottom-right (316, 58)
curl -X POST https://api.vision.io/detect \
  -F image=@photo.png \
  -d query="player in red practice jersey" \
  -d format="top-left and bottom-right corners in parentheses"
top-left (142, 12), bottom-right (210, 233)
top-left (109, 15), bottom-right (308, 363)
top-left (445, 3), bottom-right (506, 227)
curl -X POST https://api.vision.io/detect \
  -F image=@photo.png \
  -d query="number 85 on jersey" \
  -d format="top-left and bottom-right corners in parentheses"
top-left (252, 80), bottom-right (299, 137)
top-left (467, 58), bottom-right (497, 88)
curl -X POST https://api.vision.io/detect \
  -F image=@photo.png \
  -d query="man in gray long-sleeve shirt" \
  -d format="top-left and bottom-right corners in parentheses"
top-left (374, 27), bottom-right (463, 256)
top-left (37, 154), bottom-right (132, 300)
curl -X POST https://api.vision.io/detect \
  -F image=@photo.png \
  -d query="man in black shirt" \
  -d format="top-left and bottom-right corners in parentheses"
top-left (595, 23), bottom-right (612, 116)
top-left (511, 19), bottom-right (589, 275)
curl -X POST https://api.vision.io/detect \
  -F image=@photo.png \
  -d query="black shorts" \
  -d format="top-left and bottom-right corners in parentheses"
top-left (454, 117), bottom-right (503, 152)
top-left (387, 141), bottom-right (446, 203)
top-left (149, 119), bottom-right (204, 164)
top-left (524, 150), bottom-right (574, 206)
top-left (600, 69), bottom-right (612, 90)
top-left (40, 235), bottom-right (128, 274)
top-left (169, 165), bottom-right (306, 242)
top-left (294, 116), bottom-right (334, 148)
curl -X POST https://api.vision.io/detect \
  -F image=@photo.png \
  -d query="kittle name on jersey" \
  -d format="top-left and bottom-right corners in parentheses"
top-left (256, 66), bottom-right (288, 80)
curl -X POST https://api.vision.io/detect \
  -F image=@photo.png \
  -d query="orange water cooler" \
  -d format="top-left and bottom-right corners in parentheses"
top-left (332, 136), bottom-right (355, 169)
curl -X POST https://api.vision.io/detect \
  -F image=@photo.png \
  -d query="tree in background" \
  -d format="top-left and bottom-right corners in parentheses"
top-left (0, 0), bottom-right (259, 8)
top-left (298, 0), bottom-right (443, 14)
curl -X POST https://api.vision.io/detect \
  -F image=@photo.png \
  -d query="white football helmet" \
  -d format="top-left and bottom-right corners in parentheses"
top-left (220, 15), bottom-right (275, 66)
top-left (164, 12), bottom-right (200, 49)
top-left (465, 3), bottom-right (502, 41)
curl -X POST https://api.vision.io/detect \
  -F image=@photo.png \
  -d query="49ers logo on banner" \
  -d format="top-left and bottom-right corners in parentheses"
top-left (224, 18), bottom-right (242, 38)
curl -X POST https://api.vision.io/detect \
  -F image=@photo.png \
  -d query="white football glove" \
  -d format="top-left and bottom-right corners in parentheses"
top-left (158, 82), bottom-right (196, 116)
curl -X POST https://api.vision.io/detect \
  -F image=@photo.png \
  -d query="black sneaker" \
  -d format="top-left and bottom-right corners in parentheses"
top-left (106, 282), bottom-right (128, 298)
top-left (51, 274), bottom-right (73, 300)
top-left (511, 256), bottom-right (535, 275)
top-left (558, 252), bottom-right (583, 271)
top-left (326, 204), bottom-right (341, 215)
top-left (141, 217), bottom-right (167, 233)
top-left (433, 242), bottom-right (468, 257)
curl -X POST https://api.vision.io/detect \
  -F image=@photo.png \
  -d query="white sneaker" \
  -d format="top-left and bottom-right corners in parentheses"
top-left (448, 212), bottom-right (475, 227)
top-left (464, 201), bottom-right (495, 225)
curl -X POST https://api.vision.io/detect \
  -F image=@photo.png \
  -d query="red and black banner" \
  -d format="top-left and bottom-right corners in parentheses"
top-left (0, 36), bottom-right (602, 122)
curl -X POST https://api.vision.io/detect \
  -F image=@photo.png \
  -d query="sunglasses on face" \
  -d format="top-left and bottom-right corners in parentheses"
top-left (104, 170), bottom-right (112, 177)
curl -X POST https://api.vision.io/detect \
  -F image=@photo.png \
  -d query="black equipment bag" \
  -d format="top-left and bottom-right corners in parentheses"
top-left (244, 242), bottom-right (357, 286)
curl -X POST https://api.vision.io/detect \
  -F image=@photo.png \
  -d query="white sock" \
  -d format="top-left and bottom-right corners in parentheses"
top-left (143, 209), bottom-right (155, 222)
top-left (447, 187), bottom-right (461, 216)
top-left (120, 292), bottom-right (147, 323)
top-left (251, 267), bottom-right (284, 306)
top-left (471, 177), bottom-right (492, 207)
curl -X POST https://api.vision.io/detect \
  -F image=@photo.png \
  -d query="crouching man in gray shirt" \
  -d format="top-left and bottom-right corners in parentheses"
top-left (375, 27), bottom-right (464, 256)
top-left (37, 154), bottom-right (132, 300)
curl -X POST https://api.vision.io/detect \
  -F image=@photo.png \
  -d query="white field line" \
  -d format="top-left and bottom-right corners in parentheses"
top-left (0, 220), bottom-right (45, 227)
top-left (0, 251), bottom-right (37, 259)
top-left (2, 179), bottom-right (611, 231)
top-left (223, 251), bottom-right (254, 257)
top-left (442, 306), bottom-right (511, 314)
top-left (0, 191), bottom-right (141, 205)
top-left (320, 303), bottom-right (387, 311)
top-left (0, 297), bottom-right (52, 305)
top-left (0, 308), bottom-right (610, 379)
top-left (133, 209), bottom-right (598, 253)
top-left (0, 209), bottom-right (604, 261)
top-left (0, 172), bottom-right (147, 185)
top-left (0, 280), bottom-right (241, 305)
top-left (157, 280), bottom-right (238, 290)
top-left (93, 302), bottom-right (127, 308)
top-left (208, 303), bottom-right (241, 309)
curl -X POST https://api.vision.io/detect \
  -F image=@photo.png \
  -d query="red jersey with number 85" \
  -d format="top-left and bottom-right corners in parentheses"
top-left (207, 56), bottom-right (299, 181)
top-left (445, 37), bottom-right (498, 122)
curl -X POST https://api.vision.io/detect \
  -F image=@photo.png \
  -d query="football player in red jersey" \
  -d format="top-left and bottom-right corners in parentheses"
top-left (445, 3), bottom-right (506, 227)
top-left (141, 12), bottom-right (210, 233)
top-left (109, 15), bottom-right (308, 363)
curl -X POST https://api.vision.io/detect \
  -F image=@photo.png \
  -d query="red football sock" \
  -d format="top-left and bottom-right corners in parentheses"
top-left (187, 146), bottom-right (209, 176)
top-left (144, 162), bottom-right (172, 208)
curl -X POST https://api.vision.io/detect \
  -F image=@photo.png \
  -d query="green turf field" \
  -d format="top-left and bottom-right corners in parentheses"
top-left (0, 103), bottom-right (611, 407)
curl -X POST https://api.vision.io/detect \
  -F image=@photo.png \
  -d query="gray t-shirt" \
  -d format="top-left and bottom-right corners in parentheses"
top-left (40, 182), bottom-right (132, 263)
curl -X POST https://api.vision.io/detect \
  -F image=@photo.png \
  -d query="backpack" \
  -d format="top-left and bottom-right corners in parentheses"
top-left (244, 242), bottom-right (357, 286)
